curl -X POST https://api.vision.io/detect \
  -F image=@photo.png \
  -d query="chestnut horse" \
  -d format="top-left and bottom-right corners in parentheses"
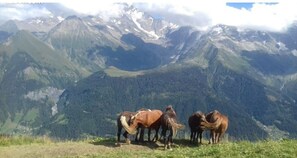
top-left (188, 111), bottom-right (206, 144)
top-left (120, 109), bottom-right (163, 142)
top-left (160, 105), bottom-right (184, 150)
top-left (201, 110), bottom-right (228, 144)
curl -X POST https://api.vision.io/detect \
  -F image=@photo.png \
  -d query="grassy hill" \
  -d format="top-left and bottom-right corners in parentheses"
top-left (0, 136), bottom-right (297, 158)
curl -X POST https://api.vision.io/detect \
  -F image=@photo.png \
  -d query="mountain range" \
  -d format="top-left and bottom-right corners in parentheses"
top-left (0, 3), bottom-right (297, 140)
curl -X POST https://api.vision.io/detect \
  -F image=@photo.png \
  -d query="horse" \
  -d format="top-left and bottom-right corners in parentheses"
top-left (120, 109), bottom-right (163, 142)
top-left (160, 105), bottom-right (184, 150)
top-left (116, 111), bottom-right (136, 144)
top-left (201, 110), bottom-right (228, 144)
top-left (116, 111), bottom-right (146, 145)
top-left (188, 111), bottom-right (206, 144)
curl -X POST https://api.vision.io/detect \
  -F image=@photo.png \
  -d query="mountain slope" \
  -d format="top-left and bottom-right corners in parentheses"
top-left (42, 65), bottom-right (271, 140)
top-left (42, 24), bottom-right (297, 140)
top-left (0, 30), bottom-right (87, 134)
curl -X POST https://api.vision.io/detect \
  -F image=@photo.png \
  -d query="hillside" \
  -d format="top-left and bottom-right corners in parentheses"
top-left (0, 136), bottom-right (297, 158)
top-left (43, 65), bottom-right (278, 140)
top-left (0, 30), bottom-right (88, 135)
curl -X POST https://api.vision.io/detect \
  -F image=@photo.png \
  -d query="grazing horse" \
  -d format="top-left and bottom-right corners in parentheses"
top-left (161, 105), bottom-right (184, 150)
top-left (201, 110), bottom-right (228, 144)
top-left (120, 109), bottom-right (163, 142)
top-left (188, 111), bottom-right (206, 144)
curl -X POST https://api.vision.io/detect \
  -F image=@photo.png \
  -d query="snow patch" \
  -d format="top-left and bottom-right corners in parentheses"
top-left (276, 41), bottom-right (287, 51)
top-left (52, 104), bottom-right (58, 116)
top-left (212, 26), bottom-right (223, 34)
top-left (107, 25), bottom-right (114, 30)
top-left (57, 16), bottom-right (64, 22)
top-left (130, 9), bottom-right (159, 39)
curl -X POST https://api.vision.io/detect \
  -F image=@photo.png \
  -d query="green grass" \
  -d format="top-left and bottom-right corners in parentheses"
top-left (23, 108), bottom-right (39, 123)
top-left (104, 66), bottom-right (144, 77)
top-left (0, 135), bottom-right (52, 146)
top-left (0, 112), bottom-right (23, 134)
top-left (1, 136), bottom-right (297, 158)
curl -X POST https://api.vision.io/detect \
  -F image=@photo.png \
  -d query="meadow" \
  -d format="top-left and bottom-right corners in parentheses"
top-left (0, 136), bottom-right (297, 158)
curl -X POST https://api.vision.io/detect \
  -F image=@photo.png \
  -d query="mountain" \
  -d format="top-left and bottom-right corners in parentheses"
top-left (0, 3), bottom-right (297, 140)
top-left (45, 4), bottom-right (181, 71)
top-left (42, 23), bottom-right (297, 140)
top-left (0, 30), bottom-right (87, 134)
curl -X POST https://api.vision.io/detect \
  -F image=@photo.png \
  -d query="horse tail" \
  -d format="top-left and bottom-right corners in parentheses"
top-left (168, 118), bottom-right (184, 136)
top-left (120, 116), bottom-right (137, 135)
top-left (201, 116), bottom-right (223, 130)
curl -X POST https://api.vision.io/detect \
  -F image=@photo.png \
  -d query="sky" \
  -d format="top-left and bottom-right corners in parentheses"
top-left (0, 0), bottom-right (297, 32)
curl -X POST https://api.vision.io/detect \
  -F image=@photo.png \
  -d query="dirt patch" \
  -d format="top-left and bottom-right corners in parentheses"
top-left (0, 141), bottom-right (165, 158)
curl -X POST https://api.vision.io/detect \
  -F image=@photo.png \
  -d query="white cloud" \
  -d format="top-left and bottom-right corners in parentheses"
top-left (0, 0), bottom-right (296, 32)
top-left (132, 1), bottom-right (297, 32)
top-left (60, 0), bottom-right (297, 32)
top-left (0, 3), bottom-right (52, 23)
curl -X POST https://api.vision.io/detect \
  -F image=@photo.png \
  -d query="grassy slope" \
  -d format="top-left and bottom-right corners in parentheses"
top-left (0, 137), bottom-right (297, 158)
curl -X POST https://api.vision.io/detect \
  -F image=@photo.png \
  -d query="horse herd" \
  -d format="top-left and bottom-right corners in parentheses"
top-left (117, 105), bottom-right (229, 150)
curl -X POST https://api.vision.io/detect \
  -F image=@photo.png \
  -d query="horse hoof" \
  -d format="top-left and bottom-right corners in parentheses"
top-left (115, 143), bottom-right (122, 147)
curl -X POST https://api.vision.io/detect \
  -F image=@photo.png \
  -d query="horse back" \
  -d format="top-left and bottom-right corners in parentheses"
top-left (136, 109), bottom-right (162, 128)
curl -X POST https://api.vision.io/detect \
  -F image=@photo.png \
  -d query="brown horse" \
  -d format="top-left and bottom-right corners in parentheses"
top-left (160, 105), bottom-right (184, 150)
top-left (201, 110), bottom-right (228, 144)
top-left (188, 111), bottom-right (206, 144)
top-left (120, 109), bottom-right (163, 142)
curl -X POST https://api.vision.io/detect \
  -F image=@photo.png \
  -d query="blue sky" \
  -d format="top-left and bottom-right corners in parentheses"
top-left (226, 2), bottom-right (254, 9)
top-left (226, 2), bottom-right (278, 10)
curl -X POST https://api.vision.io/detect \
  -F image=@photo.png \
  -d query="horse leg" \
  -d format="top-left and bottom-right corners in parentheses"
top-left (148, 128), bottom-right (151, 142)
top-left (168, 128), bottom-right (173, 150)
top-left (161, 128), bottom-right (167, 150)
top-left (199, 131), bottom-right (202, 144)
top-left (190, 130), bottom-right (193, 142)
top-left (135, 127), bottom-right (139, 142)
top-left (117, 126), bottom-right (121, 143)
top-left (123, 131), bottom-right (130, 144)
top-left (139, 127), bottom-right (145, 142)
top-left (152, 127), bottom-right (159, 142)
top-left (209, 130), bottom-right (214, 144)
top-left (216, 131), bottom-right (224, 143)
top-left (217, 133), bottom-right (221, 143)
top-left (194, 131), bottom-right (198, 144)
top-left (213, 131), bottom-right (217, 144)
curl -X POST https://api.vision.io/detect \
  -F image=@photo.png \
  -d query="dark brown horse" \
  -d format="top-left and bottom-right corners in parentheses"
top-left (121, 109), bottom-right (163, 142)
top-left (201, 110), bottom-right (228, 144)
top-left (160, 105), bottom-right (184, 150)
top-left (188, 111), bottom-right (206, 144)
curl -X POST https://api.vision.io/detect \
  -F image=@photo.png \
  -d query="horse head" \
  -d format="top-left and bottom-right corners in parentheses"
top-left (165, 105), bottom-right (173, 111)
